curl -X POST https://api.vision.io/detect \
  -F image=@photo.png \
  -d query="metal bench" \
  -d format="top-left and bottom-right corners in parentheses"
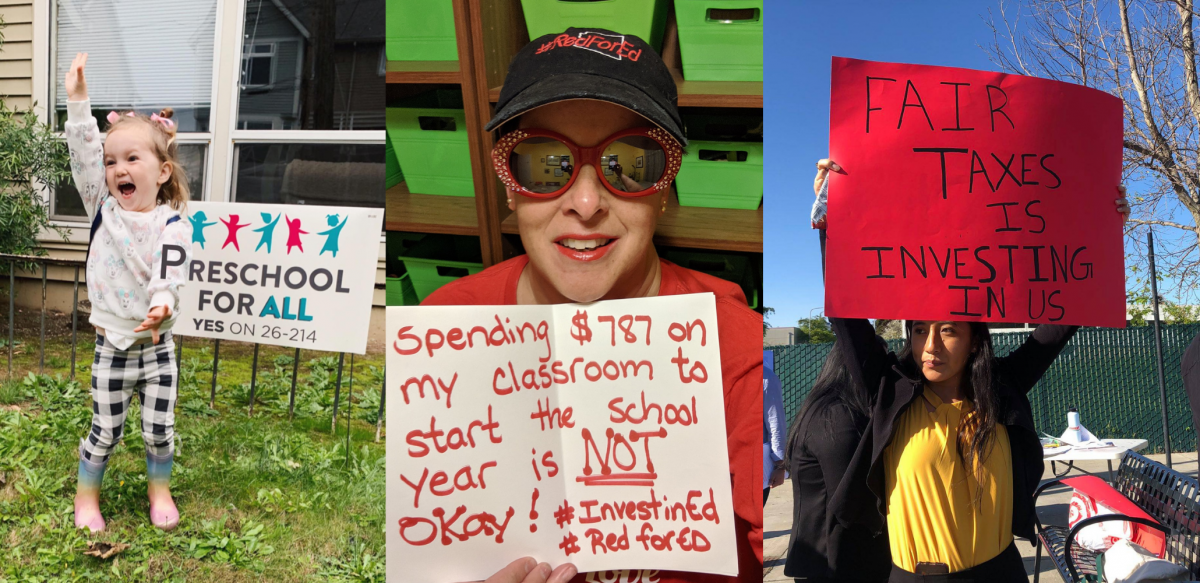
top-left (1032, 451), bottom-right (1200, 582)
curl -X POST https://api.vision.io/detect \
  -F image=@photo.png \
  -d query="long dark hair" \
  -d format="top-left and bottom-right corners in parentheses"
top-left (785, 340), bottom-right (873, 466)
top-left (898, 320), bottom-right (998, 507)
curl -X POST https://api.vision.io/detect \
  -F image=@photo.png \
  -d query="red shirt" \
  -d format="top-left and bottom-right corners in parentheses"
top-left (424, 255), bottom-right (764, 583)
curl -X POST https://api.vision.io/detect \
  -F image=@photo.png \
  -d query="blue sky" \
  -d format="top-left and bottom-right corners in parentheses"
top-left (764, 0), bottom-right (1010, 327)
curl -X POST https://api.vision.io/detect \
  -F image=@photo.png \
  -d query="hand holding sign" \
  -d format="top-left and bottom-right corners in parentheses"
top-left (824, 57), bottom-right (1126, 327)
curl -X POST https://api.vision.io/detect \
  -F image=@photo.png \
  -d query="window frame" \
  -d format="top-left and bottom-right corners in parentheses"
top-left (37, 0), bottom-right (385, 221)
top-left (240, 41), bottom-right (278, 90)
top-left (43, 0), bottom-right (223, 224)
top-left (225, 2), bottom-right (384, 205)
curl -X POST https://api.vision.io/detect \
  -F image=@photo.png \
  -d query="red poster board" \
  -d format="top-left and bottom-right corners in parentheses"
top-left (825, 57), bottom-right (1126, 327)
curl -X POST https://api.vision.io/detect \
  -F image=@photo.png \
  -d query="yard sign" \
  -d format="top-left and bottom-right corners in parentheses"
top-left (176, 202), bottom-right (382, 354)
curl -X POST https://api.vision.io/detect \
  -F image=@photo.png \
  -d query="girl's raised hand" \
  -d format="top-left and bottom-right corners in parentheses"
top-left (1117, 185), bottom-right (1131, 225)
top-left (814, 158), bottom-right (840, 196)
top-left (66, 52), bottom-right (88, 102)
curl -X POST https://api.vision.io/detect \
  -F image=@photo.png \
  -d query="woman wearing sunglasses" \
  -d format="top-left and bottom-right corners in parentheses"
top-left (424, 29), bottom-right (763, 583)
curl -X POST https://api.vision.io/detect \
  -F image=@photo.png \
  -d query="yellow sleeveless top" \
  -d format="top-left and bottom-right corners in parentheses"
top-left (883, 389), bottom-right (1013, 572)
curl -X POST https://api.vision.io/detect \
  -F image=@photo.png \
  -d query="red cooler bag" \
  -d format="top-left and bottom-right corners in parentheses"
top-left (1064, 476), bottom-right (1165, 557)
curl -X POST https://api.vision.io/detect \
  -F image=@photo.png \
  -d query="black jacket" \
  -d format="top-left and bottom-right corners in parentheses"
top-left (784, 399), bottom-right (890, 582)
top-left (826, 316), bottom-right (1077, 541)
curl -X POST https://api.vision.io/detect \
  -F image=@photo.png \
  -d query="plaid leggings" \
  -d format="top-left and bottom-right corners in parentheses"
top-left (80, 332), bottom-right (177, 464)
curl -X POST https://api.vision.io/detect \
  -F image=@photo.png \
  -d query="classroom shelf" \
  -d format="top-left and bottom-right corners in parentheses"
top-left (385, 182), bottom-right (480, 236)
top-left (386, 0), bottom-right (763, 275)
top-left (385, 61), bottom-right (461, 84)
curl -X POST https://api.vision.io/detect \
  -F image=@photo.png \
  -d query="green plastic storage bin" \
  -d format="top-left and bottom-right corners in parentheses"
top-left (519, 0), bottom-right (669, 49)
top-left (399, 235), bottom-right (485, 301)
top-left (387, 0), bottom-right (458, 61)
top-left (674, 140), bottom-right (763, 209)
top-left (675, 0), bottom-right (763, 81)
top-left (386, 274), bottom-right (420, 306)
top-left (387, 100), bottom-right (474, 196)
top-left (682, 111), bottom-right (763, 142)
top-left (385, 133), bottom-right (404, 189)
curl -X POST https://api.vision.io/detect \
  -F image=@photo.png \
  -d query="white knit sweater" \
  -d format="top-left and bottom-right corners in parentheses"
top-left (65, 99), bottom-right (193, 349)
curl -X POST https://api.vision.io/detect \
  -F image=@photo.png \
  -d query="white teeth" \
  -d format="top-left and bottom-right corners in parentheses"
top-left (559, 238), bottom-right (610, 251)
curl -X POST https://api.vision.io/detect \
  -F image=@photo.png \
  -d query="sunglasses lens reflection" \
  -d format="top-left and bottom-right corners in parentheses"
top-left (601, 136), bottom-right (667, 193)
top-left (511, 137), bottom-right (574, 194)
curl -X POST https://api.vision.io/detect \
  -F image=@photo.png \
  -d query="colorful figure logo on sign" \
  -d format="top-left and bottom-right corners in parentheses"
top-left (318, 214), bottom-right (348, 257)
top-left (220, 214), bottom-right (251, 251)
top-left (188, 211), bottom-right (216, 249)
top-left (254, 212), bottom-right (281, 253)
top-left (285, 216), bottom-right (308, 254)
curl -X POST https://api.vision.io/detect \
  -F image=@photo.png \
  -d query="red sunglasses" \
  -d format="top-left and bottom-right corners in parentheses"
top-left (491, 127), bottom-right (683, 198)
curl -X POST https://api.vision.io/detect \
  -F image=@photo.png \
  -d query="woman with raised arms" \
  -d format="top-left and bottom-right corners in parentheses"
top-left (808, 158), bottom-right (1128, 582)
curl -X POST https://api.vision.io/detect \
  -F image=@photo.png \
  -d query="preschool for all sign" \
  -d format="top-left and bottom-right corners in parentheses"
top-left (386, 295), bottom-right (738, 582)
top-left (825, 57), bottom-right (1126, 327)
top-left (176, 202), bottom-right (383, 354)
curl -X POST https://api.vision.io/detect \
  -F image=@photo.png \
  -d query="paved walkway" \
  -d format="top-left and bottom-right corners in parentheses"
top-left (763, 451), bottom-right (1199, 582)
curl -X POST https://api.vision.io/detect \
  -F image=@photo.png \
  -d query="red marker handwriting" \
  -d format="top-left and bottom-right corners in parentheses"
top-left (609, 393), bottom-right (698, 426)
top-left (529, 489), bottom-right (540, 532)
top-left (559, 531), bottom-right (581, 556)
top-left (406, 406), bottom-right (502, 457)
top-left (596, 315), bottom-right (652, 346)
top-left (554, 500), bottom-right (576, 527)
top-left (671, 348), bottom-right (708, 384)
top-left (570, 310), bottom-right (591, 345)
top-left (397, 505), bottom-right (515, 546)
top-left (400, 461), bottom-right (497, 507)
top-left (581, 427), bottom-right (667, 478)
top-left (587, 524), bottom-right (631, 553)
top-left (399, 373), bottom-right (457, 408)
top-left (530, 448), bottom-right (560, 481)
top-left (667, 319), bottom-right (707, 346)
top-left (531, 398), bottom-right (574, 430)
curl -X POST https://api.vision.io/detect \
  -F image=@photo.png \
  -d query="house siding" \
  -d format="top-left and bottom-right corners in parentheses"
top-left (0, 0), bottom-right (34, 111)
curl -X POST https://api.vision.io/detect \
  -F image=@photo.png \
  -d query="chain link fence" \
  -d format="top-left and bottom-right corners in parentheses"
top-left (769, 324), bottom-right (1200, 454)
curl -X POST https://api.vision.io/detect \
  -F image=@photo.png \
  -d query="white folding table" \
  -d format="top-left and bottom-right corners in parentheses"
top-left (1043, 438), bottom-right (1149, 482)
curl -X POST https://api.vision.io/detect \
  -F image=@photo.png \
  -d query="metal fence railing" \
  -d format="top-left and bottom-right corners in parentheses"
top-left (770, 325), bottom-right (1200, 455)
top-left (1, 253), bottom-right (386, 442)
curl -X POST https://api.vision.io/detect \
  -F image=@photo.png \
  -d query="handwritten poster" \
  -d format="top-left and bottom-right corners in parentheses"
top-left (386, 295), bottom-right (737, 582)
top-left (176, 202), bottom-right (383, 353)
top-left (825, 57), bottom-right (1126, 327)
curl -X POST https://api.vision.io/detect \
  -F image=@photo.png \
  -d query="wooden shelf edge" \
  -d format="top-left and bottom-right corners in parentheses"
top-left (386, 60), bottom-right (461, 84)
top-left (385, 221), bottom-right (479, 237)
top-left (385, 183), bottom-right (480, 236)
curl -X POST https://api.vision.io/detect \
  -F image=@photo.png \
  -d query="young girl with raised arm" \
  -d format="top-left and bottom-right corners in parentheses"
top-left (64, 52), bottom-right (193, 532)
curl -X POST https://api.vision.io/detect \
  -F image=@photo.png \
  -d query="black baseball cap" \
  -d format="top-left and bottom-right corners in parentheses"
top-left (485, 28), bottom-right (687, 146)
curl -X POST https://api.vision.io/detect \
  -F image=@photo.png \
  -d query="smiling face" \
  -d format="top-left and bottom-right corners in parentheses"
top-left (909, 320), bottom-right (974, 388)
top-left (510, 100), bottom-right (667, 303)
top-left (103, 125), bottom-right (172, 213)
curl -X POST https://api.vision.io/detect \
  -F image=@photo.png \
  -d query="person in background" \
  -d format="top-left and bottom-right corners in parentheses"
top-left (784, 341), bottom-right (890, 582)
top-left (1183, 335), bottom-right (1200, 447)
top-left (764, 353), bottom-right (786, 506)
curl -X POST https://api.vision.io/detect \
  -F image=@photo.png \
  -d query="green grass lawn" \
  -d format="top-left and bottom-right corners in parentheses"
top-left (0, 331), bottom-right (386, 582)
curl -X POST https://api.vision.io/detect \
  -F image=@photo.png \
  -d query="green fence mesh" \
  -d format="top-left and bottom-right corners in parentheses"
top-left (769, 324), bottom-right (1200, 454)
